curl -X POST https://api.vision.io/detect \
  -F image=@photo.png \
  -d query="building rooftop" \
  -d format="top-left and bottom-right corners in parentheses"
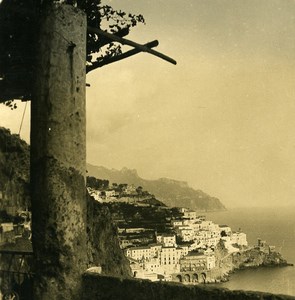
top-left (149, 243), bottom-right (162, 247)
top-left (127, 246), bottom-right (151, 250)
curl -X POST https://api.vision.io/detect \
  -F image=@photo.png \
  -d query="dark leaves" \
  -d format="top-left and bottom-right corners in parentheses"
top-left (3, 100), bottom-right (17, 110)
top-left (76, 1), bottom-right (145, 69)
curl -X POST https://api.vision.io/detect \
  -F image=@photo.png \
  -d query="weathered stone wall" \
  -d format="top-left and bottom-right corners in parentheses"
top-left (30, 4), bottom-right (87, 300)
top-left (82, 273), bottom-right (295, 300)
top-left (0, 127), bottom-right (30, 213)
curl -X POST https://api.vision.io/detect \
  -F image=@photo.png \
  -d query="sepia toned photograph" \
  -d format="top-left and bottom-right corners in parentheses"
top-left (0, 0), bottom-right (294, 299)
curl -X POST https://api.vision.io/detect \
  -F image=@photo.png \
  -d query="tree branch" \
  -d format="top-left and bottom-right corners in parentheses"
top-left (95, 27), bottom-right (130, 48)
top-left (87, 26), bottom-right (177, 65)
top-left (86, 40), bottom-right (159, 73)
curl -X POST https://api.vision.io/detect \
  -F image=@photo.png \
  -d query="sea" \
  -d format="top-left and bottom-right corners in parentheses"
top-left (206, 206), bottom-right (295, 296)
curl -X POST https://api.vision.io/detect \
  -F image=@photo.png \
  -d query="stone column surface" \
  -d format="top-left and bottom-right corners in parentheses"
top-left (30, 4), bottom-right (87, 300)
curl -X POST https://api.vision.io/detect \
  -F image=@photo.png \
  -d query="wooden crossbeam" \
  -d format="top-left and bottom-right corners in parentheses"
top-left (87, 40), bottom-right (159, 73)
top-left (95, 27), bottom-right (130, 48)
top-left (87, 26), bottom-right (177, 65)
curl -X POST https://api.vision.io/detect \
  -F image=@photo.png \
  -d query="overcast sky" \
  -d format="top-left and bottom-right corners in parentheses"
top-left (1, 0), bottom-right (295, 208)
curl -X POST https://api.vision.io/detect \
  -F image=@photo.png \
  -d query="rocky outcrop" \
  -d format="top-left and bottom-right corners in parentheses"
top-left (0, 127), bottom-right (30, 214)
top-left (233, 248), bottom-right (288, 269)
top-left (0, 127), bottom-right (131, 278)
top-left (86, 194), bottom-right (131, 277)
top-left (214, 240), bottom-right (289, 281)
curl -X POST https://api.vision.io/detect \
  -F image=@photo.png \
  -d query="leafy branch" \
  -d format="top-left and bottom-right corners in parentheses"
top-left (1, 0), bottom-right (146, 108)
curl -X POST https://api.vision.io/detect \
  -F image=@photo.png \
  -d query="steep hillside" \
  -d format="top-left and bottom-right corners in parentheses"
top-left (87, 164), bottom-right (226, 211)
top-left (0, 128), bottom-right (131, 277)
top-left (0, 127), bottom-right (30, 214)
top-left (86, 194), bottom-right (131, 277)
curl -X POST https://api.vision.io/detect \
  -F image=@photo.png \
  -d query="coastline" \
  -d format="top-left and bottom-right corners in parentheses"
top-left (202, 207), bottom-right (295, 296)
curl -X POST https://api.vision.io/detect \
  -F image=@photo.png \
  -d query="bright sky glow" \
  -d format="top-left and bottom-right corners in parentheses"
top-left (2, 0), bottom-right (295, 208)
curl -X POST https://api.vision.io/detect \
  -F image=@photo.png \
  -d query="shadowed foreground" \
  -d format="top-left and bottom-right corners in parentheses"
top-left (82, 273), bottom-right (295, 300)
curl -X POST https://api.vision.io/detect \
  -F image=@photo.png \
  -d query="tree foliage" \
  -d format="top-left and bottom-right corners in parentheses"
top-left (86, 176), bottom-right (109, 189)
top-left (0, 0), bottom-right (145, 108)
top-left (76, 1), bottom-right (145, 67)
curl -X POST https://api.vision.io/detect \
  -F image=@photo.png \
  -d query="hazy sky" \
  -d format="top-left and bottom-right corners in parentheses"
top-left (1, 0), bottom-right (295, 208)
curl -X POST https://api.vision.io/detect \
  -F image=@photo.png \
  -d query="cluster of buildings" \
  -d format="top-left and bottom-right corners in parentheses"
top-left (172, 209), bottom-right (247, 252)
top-left (256, 238), bottom-right (276, 254)
top-left (87, 184), bottom-right (151, 205)
top-left (122, 207), bottom-right (248, 282)
top-left (0, 210), bottom-right (31, 246)
top-left (88, 187), bottom-right (119, 202)
top-left (125, 234), bottom-right (216, 282)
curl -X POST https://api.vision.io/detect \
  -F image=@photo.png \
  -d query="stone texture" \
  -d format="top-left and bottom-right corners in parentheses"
top-left (0, 128), bottom-right (133, 296)
top-left (86, 195), bottom-right (132, 277)
top-left (0, 127), bottom-right (30, 213)
top-left (30, 4), bottom-right (87, 300)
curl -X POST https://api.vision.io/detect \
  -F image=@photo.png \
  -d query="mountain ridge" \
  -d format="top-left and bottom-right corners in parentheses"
top-left (0, 126), bottom-right (226, 212)
top-left (86, 163), bottom-right (226, 211)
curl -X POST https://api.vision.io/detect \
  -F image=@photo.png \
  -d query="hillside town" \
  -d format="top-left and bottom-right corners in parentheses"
top-left (1, 177), bottom-right (286, 286)
top-left (86, 180), bottom-right (250, 283)
top-left (85, 180), bottom-right (287, 284)
top-left (118, 206), bottom-right (247, 283)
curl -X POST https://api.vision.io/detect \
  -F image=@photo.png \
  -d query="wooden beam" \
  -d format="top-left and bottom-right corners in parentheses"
top-left (87, 26), bottom-right (177, 65)
top-left (86, 40), bottom-right (159, 73)
top-left (95, 27), bottom-right (130, 48)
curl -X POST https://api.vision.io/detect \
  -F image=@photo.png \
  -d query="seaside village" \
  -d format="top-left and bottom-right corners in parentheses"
top-left (1, 182), bottom-right (255, 284)
top-left (88, 184), bottom-right (249, 283)
top-left (122, 209), bottom-right (247, 283)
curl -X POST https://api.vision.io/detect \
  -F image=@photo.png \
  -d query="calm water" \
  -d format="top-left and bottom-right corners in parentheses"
top-left (206, 206), bottom-right (295, 296)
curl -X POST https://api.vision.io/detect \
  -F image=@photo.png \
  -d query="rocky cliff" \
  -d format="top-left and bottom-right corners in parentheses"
top-left (0, 127), bottom-right (30, 214)
top-left (0, 127), bottom-right (131, 277)
top-left (86, 193), bottom-right (131, 277)
top-left (87, 164), bottom-right (226, 211)
top-left (214, 240), bottom-right (289, 281)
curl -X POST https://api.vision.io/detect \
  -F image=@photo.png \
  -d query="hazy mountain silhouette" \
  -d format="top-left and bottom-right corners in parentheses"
top-left (86, 164), bottom-right (226, 211)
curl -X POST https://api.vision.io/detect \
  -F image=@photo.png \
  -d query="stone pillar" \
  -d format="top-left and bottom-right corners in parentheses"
top-left (30, 5), bottom-right (87, 299)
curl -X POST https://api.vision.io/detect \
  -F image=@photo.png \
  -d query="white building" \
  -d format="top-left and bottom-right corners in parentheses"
top-left (206, 254), bottom-right (216, 270)
top-left (177, 245), bottom-right (189, 257)
top-left (171, 219), bottom-right (183, 227)
top-left (124, 185), bottom-right (137, 195)
top-left (156, 234), bottom-right (176, 247)
top-left (160, 247), bottom-right (178, 265)
top-left (105, 190), bottom-right (116, 198)
top-left (125, 246), bottom-right (152, 261)
top-left (1, 223), bottom-right (14, 232)
top-left (231, 232), bottom-right (248, 246)
top-left (142, 257), bottom-right (161, 273)
top-left (149, 243), bottom-right (162, 258)
top-left (183, 210), bottom-right (197, 220)
top-left (87, 188), bottom-right (103, 202)
top-left (221, 236), bottom-right (240, 253)
top-left (176, 226), bottom-right (194, 242)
